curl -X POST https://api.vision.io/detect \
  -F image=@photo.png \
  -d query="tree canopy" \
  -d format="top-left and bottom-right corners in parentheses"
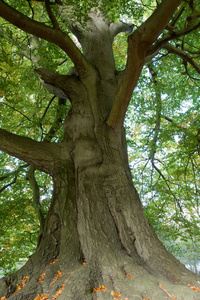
top-left (0, 0), bottom-right (200, 297)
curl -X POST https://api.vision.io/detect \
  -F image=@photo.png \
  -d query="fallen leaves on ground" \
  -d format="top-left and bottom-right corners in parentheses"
top-left (52, 271), bottom-right (73, 299)
top-left (50, 271), bottom-right (63, 288)
top-left (54, 271), bottom-right (62, 280)
top-left (111, 290), bottom-right (129, 299)
top-left (188, 284), bottom-right (200, 293)
top-left (0, 297), bottom-right (7, 300)
top-left (111, 291), bottom-right (122, 297)
top-left (38, 271), bottom-right (45, 282)
top-left (52, 288), bottom-right (64, 299)
top-left (112, 297), bottom-right (128, 300)
top-left (34, 294), bottom-right (49, 300)
top-left (159, 284), bottom-right (177, 299)
top-left (93, 285), bottom-right (107, 292)
top-left (14, 276), bottom-right (29, 294)
top-left (49, 257), bottom-right (58, 266)
top-left (111, 298), bottom-right (128, 300)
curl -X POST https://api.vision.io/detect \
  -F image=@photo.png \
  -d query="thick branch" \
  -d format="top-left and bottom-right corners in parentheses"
top-left (0, 129), bottom-right (61, 174)
top-left (0, 0), bottom-right (90, 77)
top-left (109, 21), bottom-right (135, 40)
top-left (35, 68), bottom-right (83, 99)
top-left (107, 0), bottom-right (181, 130)
top-left (137, 0), bottom-right (181, 44)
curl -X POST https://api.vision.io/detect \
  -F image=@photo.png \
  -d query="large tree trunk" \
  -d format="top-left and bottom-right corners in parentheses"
top-left (1, 122), bottom-right (199, 300)
top-left (1, 84), bottom-right (200, 300)
top-left (0, 5), bottom-right (200, 300)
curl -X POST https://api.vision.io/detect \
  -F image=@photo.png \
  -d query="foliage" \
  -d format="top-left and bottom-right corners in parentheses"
top-left (125, 27), bottom-right (200, 269)
top-left (0, 0), bottom-right (200, 276)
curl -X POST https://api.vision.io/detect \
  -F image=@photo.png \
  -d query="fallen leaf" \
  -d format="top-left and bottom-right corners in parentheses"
top-left (50, 271), bottom-right (63, 288)
top-left (125, 272), bottom-right (133, 278)
top-left (34, 294), bottom-right (49, 300)
top-left (52, 288), bottom-right (64, 299)
top-left (54, 271), bottom-right (62, 280)
top-left (49, 257), bottom-right (58, 265)
top-left (93, 285), bottom-right (107, 292)
top-left (188, 284), bottom-right (200, 293)
top-left (38, 272), bottom-right (45, 282)
top-left (21, 276), bottom-right (29, 286)
top-left (0, 297), bottom-right (7, 300)
top-left (111, 291), bottom-right (122, 296)
top-left (82, 257), bottom-right (87, 265)
top-left (14, 276), bottom-right (29, 294)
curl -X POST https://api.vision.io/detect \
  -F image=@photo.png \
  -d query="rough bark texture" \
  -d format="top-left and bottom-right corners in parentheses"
top-left (0, 1), bottom-right (200, 299)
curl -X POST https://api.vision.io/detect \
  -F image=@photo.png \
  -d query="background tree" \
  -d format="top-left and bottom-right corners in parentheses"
top-left (0, 0), bottom-right (200, 299)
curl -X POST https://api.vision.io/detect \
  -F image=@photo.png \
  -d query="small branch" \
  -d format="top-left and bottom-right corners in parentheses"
top-left (170, 4), bottom-right (185, 26)
top-left (27, 166), bottom-right (45, 232)
top-left (0, 176), bottom-right (17, 193)
top-left (163, 43), bottom-right (200, 74)
top-left (0, 102), bottom-right (32, 122)
top-left (41, 96), bottom-right (56, 121)
top-left (0, 164), bottom-right (29, 181)
top-left (151, 161), bottom-right (183, 212)
top-left (31, 0), bottom-right (63, 4)
top-left (58, 58), bottom-right (68, 66)
top-left (163, 115), bottom-right (188, 133)
top-left (0, 0), bottom-right (91, 77)
top-left (146, 21), bottom-right (200, 59)
top-left (148, 63), bottom-right (162, 162)
top-left (42, 97), bottom-right (67, 142)
top-left (27, 0), bottom-right (34, 19)
top-left (0, 26), bottom-right (42, 67)
top-left (44, 0), bottom-right (60, 29)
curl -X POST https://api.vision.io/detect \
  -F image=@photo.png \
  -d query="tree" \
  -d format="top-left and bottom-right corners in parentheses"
top-left (0, 0), bottom-right (200, 299)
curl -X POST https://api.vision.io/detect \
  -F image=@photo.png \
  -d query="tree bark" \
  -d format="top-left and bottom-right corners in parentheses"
top-left (0, 1), bottom-right (200, 299)
top-left (0, 122), bottom-right (199, 299)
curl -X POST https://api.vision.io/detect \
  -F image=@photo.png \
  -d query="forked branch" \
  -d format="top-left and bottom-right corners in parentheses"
top-left (107, 0), bottom-right (181, 131)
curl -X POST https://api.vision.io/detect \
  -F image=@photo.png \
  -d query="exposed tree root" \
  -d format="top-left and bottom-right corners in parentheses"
top-left (1, 252), bottom-right (200, 300)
